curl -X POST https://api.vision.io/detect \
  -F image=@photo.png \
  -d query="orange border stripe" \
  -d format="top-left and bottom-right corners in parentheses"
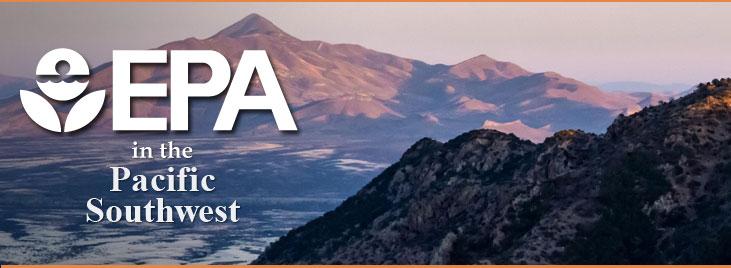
top-left (3, 0), bottom-right (731, 2)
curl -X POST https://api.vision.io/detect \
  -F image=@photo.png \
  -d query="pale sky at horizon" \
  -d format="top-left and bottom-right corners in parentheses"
top-left (1, 3), bottom-right (730, 86)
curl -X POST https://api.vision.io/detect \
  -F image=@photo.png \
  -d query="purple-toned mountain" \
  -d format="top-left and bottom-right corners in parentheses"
top-left (0, 74), bottom-right (33, 100)
top-left (0, 14), bottom-right (646, 141)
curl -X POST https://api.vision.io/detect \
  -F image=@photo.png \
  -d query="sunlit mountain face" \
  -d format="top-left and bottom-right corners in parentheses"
top-left (0, 14), bottom-right (657, 142)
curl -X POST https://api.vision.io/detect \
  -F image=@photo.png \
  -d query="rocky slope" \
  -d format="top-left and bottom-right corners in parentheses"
top-left (254, 78), bottom-right (731, 264)
top-left (0, 14), bottom-right (645, 141)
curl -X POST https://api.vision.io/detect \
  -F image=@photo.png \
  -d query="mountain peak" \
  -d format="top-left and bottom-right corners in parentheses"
top-left (463, 54), bottom-right (498, 64)
top-left (214, 13), bottom-right (293, 39)
top-left (448, 54), bottom-right (531, 81)
top-left (540, 71), bottom-right (563, 78)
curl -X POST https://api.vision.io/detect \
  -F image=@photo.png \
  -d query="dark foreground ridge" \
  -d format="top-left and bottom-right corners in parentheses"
top-left (254, 79), bottom-right (731, 264)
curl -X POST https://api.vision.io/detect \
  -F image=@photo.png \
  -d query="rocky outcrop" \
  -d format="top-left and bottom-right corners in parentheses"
top-left (254, 79), bottom-right (731, 264)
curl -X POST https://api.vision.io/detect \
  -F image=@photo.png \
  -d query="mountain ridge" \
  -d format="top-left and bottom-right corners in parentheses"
top-left (254, 78), bottom-right (731, 264)
top-left (0, 14), bottom-right (653, 141)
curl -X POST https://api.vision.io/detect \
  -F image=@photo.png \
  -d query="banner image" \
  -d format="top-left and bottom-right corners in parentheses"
top-left (0, 2), bottom-right (730, 265)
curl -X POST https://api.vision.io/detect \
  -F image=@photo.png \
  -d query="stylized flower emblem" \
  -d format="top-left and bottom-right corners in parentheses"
top-left (20, 48), bottom-right (105, 133)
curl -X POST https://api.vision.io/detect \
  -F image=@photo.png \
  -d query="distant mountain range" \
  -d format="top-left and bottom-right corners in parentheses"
top-left (0, 74), bottom-right (33, 100)
top-left (599, 81), bottom-right (692, 109)
top-left (598, 81), bottom-right (692, 93)
top-left (0, 14), bottom-right (666, 141)
top-left (254, 79), bottom-right (731, 264)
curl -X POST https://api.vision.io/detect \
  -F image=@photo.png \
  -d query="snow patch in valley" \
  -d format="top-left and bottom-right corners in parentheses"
top-left (283, 148), bottom-right (335, 160)
top-left (333, 159), bottom-right (388, 173)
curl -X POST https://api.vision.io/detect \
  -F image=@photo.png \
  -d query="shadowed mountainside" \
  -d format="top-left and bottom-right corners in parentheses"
top-left (254, 78), bottom-right (731, 264)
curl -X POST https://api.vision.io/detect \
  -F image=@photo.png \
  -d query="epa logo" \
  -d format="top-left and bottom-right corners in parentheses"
top-left (20, 48), bottom-right (106, 133)
top-left (20, 48), bottom-right (297, 133)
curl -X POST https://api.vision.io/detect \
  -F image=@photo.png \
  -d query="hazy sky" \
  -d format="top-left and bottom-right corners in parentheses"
top-left (1, 3), bottom-right (730, 85)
